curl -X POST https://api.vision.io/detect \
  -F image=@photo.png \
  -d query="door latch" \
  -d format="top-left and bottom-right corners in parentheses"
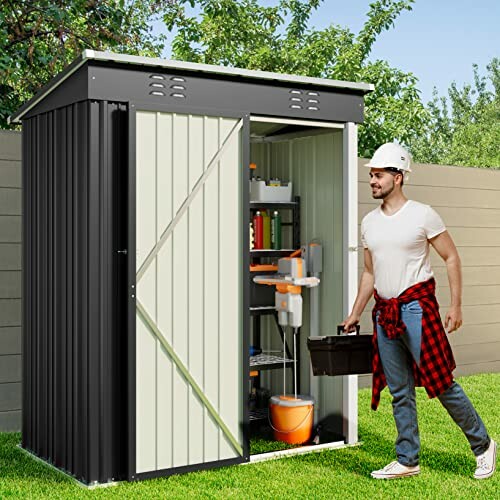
top-left (117, 249), bottom-right (128, 255)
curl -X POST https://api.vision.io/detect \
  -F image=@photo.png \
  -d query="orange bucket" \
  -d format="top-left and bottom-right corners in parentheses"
top-left (269, 395), bottom-right (314, 444)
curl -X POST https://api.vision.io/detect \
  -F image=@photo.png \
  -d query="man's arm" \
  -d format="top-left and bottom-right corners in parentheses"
top-left (341, 249), bottom-right (375, 332)
top-left (429, 230), bottom-right (463, 333)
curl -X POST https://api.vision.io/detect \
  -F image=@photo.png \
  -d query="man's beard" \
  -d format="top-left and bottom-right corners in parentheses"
top-left (372, 181), bottom-right (394, 199)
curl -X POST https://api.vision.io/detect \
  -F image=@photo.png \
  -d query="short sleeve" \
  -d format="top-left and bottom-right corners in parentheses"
top-left (360, 217), bottom-right (369, 248)
top-left (424, 206), bottom-right (446, 239)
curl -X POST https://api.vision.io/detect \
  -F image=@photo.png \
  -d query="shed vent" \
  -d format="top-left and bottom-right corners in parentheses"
top-left (146, 75), bottom-right (188, 99)
top-left (288, 89), bottom-right (320, 112)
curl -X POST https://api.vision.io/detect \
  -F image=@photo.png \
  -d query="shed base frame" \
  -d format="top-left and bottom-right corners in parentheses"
top-left (249, 439), bottom-right (352, 463)
top-left (17, 445), bottom-right (120, 489)
top-left (19, 441), bottom-right (358, 485)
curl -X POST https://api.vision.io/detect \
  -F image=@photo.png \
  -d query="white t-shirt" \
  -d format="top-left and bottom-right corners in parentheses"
top-left (361, 200), bottom-right (446, 299)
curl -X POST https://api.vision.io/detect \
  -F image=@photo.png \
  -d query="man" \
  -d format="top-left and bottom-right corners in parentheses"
top-left (342, 142), bottom-right (496, 480)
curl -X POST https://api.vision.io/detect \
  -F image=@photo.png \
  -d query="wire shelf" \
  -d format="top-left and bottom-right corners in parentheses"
top-left (250, 353), bottom-right (294, 370)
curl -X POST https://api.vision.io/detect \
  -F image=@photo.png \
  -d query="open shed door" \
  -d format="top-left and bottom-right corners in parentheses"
top-left (132, 110), bottom-right (244, 477)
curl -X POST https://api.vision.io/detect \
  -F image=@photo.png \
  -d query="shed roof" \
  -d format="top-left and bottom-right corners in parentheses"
top-left (10, 50), bottom-right (374, 124)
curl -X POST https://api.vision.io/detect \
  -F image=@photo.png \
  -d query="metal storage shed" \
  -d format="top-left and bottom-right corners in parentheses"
top-left (10, 50), bottom-right (373, 485)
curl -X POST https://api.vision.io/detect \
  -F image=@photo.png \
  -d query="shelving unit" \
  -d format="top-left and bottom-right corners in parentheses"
top-left (249, 196), bottom-right (301, 421)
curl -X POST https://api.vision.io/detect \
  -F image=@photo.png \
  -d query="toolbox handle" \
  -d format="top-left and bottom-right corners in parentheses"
top-left (337, 324), bottom-right (360, 336)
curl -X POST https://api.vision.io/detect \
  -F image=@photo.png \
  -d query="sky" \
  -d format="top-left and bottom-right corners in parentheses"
top-left (156, 0), bottom-right (499, 104)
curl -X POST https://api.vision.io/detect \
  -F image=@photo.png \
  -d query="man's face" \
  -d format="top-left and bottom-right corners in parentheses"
top-left (369, 168), bottom-right (397, 199)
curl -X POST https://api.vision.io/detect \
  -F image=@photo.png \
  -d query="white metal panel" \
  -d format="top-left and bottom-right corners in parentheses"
top-left (157, 113), bottom-right (174, 244)
top-left (136, 112), bottom-right (156, 267)
top-left (342, 122), bottom-right (359, 444)
top-left (157, 342), bottom-right (173, 470)
top-left (156, 112), bottom-right (175, 470)
top-left (203, 117), bottom-right (221, 462)
top-left (136, 111), bottom-right (243, 473)
top-left (188, 115), bottom-right (206, 465)
top-left (172, 215), bottom-right (189, 468)
top-left (136, 111), bottom-right (158, 473)
top-left (218, 118), bottom-right (242, 459)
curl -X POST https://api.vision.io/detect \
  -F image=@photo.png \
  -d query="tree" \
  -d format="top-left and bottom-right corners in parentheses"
top-left (410, 58), bottom-right (499, 169)
top-left (162, 0), bottom-right (428, 156)
top-left (0, 0), bottom-right (164, 128)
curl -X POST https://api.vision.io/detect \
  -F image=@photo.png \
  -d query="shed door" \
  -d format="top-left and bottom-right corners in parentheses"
top-left (134, 111), bottom-right (244, 474)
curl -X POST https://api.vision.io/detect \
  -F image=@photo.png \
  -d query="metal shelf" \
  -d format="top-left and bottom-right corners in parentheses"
top-left (249, 407), bottom-right (269, 421)
top-left (250, 306), bottom-right (275, 316)
top-left (250, 201), bottom-right (298, 210)
top-left (250, 353), bottom-right (294, 371)
top-left (250, 249), bottom-right (296, 258)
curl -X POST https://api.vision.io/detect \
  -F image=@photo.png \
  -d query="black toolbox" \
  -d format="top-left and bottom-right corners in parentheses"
top-left (307, 325), bottom-right (373, 376)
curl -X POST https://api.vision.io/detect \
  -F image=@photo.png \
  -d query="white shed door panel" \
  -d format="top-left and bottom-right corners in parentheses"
top-left (135, 111), bottom-right (243, 473)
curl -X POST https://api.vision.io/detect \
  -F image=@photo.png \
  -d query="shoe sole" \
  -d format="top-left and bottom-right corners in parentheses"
top-left (474, 440), bottom-right (497, 480)
top-left (371, 470), bottom-right (420, 480)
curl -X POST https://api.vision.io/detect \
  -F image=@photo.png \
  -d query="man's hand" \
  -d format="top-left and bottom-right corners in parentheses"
top-left (445, 305), bottom-right (463, 333)
top-left (340, 314), bottom-right (360, 333)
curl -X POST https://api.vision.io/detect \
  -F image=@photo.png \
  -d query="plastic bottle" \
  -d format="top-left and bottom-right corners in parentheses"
top-left (249, 222), bottom-right (254, 250)
top-left (253, 211), bottom-right (263, 249)
top-left (249, 163), bottom-right (257, 194)
top-left (262, 210), bottom-right (271, 249)
top-left (271, 210), bottom-right (282, 250)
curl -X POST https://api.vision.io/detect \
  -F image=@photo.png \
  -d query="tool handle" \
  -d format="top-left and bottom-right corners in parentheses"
top-left (337, 324), bottom-right (360, 336)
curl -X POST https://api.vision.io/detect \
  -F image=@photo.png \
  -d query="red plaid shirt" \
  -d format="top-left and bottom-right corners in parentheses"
top-left (371, 277), bottom-right (456, 410)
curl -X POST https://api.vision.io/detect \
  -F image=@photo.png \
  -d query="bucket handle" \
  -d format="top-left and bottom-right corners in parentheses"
top-left (268, 406), bottom-right (313, 435)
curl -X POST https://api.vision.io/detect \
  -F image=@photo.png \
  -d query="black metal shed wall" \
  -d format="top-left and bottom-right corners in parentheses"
top-left (22, 100), bottom-right (128, 484)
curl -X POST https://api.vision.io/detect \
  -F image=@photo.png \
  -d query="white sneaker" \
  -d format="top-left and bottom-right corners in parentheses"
top-left (371, 460), bottom-right (421, 479)
top-left (474, 439), bottom-right (497, 479)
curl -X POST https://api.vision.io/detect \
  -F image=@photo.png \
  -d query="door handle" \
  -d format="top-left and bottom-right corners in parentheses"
top-left (117, 249), bottom-right (128, 255)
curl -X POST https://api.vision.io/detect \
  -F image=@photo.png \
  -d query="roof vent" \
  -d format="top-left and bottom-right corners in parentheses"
top-left (288, 88), bottom-right (320, 111)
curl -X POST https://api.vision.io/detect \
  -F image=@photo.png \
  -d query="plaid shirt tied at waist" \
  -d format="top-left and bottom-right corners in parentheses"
top-left (371, 277), bottom-right (456, 410)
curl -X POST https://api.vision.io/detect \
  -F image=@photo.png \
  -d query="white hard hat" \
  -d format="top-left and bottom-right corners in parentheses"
top-left (365, 142), bottom-right (412, 173)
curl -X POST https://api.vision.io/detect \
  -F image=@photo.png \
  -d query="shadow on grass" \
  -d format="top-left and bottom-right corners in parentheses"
top-left (0, 433), bottom-right (75, 485)
top-left (358, 422), bottom-right (476, 478)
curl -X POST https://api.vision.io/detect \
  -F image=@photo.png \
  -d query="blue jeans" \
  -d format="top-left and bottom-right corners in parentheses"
top-left (376, 299), bottom-right (490, 466)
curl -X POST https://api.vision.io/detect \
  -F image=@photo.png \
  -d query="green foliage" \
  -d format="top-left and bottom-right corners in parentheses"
top-left (162, 0), bottom-right (428, 156)
top-left (0, 0), bottom-right (164, 128)
top-left (410, 58), bottom-right (500, 168)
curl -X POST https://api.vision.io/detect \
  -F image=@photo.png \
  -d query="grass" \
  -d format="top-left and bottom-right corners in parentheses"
top-left (0, 373), bottom-right (498, 499)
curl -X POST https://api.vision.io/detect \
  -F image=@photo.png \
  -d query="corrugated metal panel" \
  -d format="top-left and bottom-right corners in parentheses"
top-left (135, 111), bottom-right (243, 474)
top-left (22, 101), bottom-right (128, 484)
top-left (250, 130), bottom-right (345, 424)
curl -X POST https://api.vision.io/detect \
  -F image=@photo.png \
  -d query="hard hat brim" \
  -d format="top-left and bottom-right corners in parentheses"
top-left (364, 161), bottom-right (411, 173)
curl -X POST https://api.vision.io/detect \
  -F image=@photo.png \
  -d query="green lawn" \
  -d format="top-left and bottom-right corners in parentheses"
top-left (1, 373), bottom-right (498, 499)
